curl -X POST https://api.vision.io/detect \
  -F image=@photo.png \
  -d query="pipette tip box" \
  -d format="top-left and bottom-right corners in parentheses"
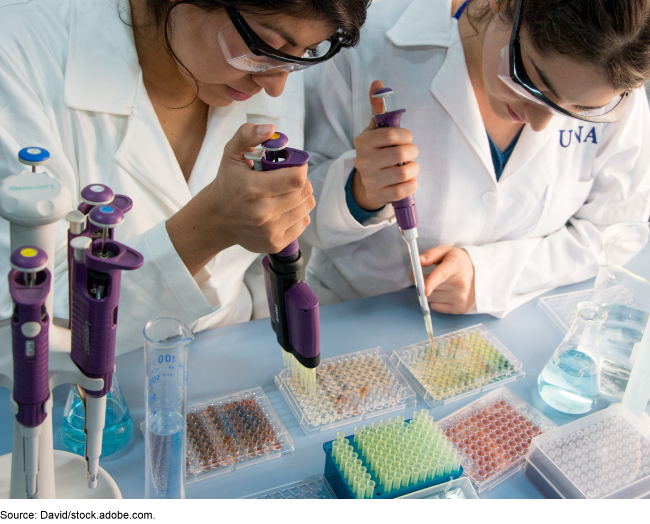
top-left (391, 324), bottom-right (524, 409)
top-left (323, 412), bottom-right (463, 499)
top-left (184, 386), bottom-right (294, 484)
top-left (275, 347), bottom-right (416, 435)
top-left (438, 386), bottom-right (557, 494)
top-left (538, 290), bottom-right (592, 334)
top-left (524, 403), bottom-right (650, 498)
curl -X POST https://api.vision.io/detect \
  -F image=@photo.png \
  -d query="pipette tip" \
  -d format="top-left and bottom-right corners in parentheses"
top-left (424, 314), bottom-right (435, 351)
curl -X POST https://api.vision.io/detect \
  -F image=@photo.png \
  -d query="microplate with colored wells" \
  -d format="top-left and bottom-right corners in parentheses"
top-left (275, 347), bottom-right (416, 435)
top-left (538, 290), bottom-right (592, 334)
top-left (184, 387), bottom-right (294, 484)
top-left (525, 403), bottom-right (650, 498)
top-left (243, 475), bottom-right (335, 499)
top-left (323, 411), bottom-right (463, 499)
top-left (390, 324), bottom-right (524, 409)
top-left (437, 386), bottom-right (557, 494)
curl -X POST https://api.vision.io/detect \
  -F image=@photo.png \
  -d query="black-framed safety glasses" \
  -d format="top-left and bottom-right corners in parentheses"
top-left (499, 0), bottom-right (630, 123)
top-left (219, 6), bottom-right (343, 73)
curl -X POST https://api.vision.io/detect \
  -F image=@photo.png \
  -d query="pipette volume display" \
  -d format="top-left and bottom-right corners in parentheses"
top-left (371, 87), bottom-right (434, 350)
top-left (324, 411), bottom-right (463, 498)
top-left (245, 132), bottom-right (321, 396)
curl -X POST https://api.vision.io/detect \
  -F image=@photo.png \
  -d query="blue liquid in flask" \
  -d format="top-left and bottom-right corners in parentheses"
top-left (60, 375), bottom-right (133, 456)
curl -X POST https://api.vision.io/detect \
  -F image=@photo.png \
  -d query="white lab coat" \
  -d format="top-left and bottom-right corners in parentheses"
top-left (302, 0), bottom-right (650, 317)
top-left (0, 0), bottom-right (305, 354)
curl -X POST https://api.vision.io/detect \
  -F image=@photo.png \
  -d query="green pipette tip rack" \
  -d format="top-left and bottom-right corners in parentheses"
top-left (323, 410), bottom-right (463, 499)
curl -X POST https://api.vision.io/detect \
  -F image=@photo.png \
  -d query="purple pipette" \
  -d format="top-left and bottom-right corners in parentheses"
top-left (246, 133), bottom-right (320, 393)
top-left (9, 246), bottom-right (51, 497)
top-left (69, 204), bottom-right (143, 488)
top-left (372, 87), bottom-right (435, 349)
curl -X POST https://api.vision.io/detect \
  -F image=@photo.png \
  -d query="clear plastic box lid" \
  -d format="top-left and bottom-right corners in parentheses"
top-left (525, 403), bottom-right (650, 498)
top-left (275, 347), bottom-right (416, 435)
top-left (390, 324), bottom-right (524, 409)
top-left (437, 386), bottom-right (557, 494)
top-left (397, 476), bottom-right (478, 499)
top-left (184, 386), bottom-right (294, 484)
top-left (538, 290), bottom-right (592, 334)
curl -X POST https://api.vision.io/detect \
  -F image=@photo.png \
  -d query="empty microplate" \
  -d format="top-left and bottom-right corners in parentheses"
top-left (437, 386), bottom-right (557, 494)
top-left (185, 387), bottom-right (294, 484)
top-left (525, 403), bottom-right (650, 498)
top-left (243, 474), bottom-right (335, 499)
top-left (538, 290), bottom-right (592, 334)
top-left (275, 347), bottom-right (416, 435)
top-left (324, 411), bottom-right (464, 499)
top-left (391, 324), bottom-right (524, 408)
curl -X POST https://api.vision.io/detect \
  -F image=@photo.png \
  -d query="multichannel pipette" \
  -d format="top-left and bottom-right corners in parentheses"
top-left (9, 246), bottom-right (51, 498)
top-left (70, 205), bottom-right (143, 487)
top-left (372, 87), bottom-right (434, 350)
top-left (245, 133), bottom-right (320, 395)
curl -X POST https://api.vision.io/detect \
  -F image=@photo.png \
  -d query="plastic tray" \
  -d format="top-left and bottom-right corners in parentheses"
top-left (243, 474), bottom-right (335, 499)
top-left (538, 290), bottom-right (592, 334)
top-left (397, 477), bottom-right (478, 499)
top-left (437, 387), bottom-right (557, 494)
top-left (390, 324), bottom-right (524, 409)
top-left (323, 413), bottom-right (463, 499)
top-left (524, 403), bottom-right (650, 498)
top-left (275, 347), bottom-right (416, 435)
top-left (184, 387), bottom-right (294, 484)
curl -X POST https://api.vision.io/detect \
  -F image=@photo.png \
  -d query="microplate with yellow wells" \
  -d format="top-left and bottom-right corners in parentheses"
top-left (390, 324), bottom-right (524, 409)
top-left (275, 347), bottom-right (416, 435)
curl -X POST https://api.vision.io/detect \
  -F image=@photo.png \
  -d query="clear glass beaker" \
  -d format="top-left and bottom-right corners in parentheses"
top-left (591, 222), bottom-right (650, 398)
top-left (538, 301), bottom-right (606, 414)
top-left (144, 318), bottom-right (193, 499)
top-left (60, 374), bottom-right (133, 457)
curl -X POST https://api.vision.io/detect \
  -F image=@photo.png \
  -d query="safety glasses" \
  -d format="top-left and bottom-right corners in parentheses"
top-left (497, 0), bottom-right (630, 123)
top-left (219, 6), bottom-right (343, 73)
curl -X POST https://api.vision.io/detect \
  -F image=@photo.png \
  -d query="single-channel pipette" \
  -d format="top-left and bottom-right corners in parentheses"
top-left (372, 87), bottom-right (434, 350)
top-left (245, 133), bottom-right (320, 395)
top-left (9, 246), bottom-right (51, 498)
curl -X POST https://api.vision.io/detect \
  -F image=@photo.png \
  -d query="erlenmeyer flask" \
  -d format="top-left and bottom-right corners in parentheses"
top-left (538, 301), bottom-right (606, 414)
top-left (592, 222), bottom-right (650, 398)
top-left (60, 373), bottom-right (133, 456)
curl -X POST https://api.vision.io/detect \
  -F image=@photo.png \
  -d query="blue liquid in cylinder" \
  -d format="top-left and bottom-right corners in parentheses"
top-left (60, 387), bottom-right (133, 456)
top-left (538, 348), bottom-right (599, 414)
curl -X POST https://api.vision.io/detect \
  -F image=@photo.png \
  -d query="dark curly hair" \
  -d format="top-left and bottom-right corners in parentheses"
top-left (468, 0), bottom-right (650, 91)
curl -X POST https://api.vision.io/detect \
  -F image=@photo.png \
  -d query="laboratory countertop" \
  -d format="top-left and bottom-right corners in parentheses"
top-left (1, 278), bottom-right (645, 499)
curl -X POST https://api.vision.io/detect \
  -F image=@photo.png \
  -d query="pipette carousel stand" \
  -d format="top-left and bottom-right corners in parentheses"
top-left (0, 148), bottom-right (120, 499)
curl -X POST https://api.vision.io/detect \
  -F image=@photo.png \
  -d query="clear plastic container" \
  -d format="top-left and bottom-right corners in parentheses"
top-left (184, 387), bottom-right (294, 484)
top-left (391, 324), bottom-right (524, 409)
top-left (524, 403), bottom-right (650, 498)
top-left (437, 386), bottom-right (557, 494)
top-left (275, 347), bottom-right (416, 434)
top-left (397, 477), bottom-right (478, 499)
top-left (538, 290), bottom-right (593, 334)
top-left (243, 474), bottom-right (335, 499)
top-left (60, 374), bottom-right (133, 457)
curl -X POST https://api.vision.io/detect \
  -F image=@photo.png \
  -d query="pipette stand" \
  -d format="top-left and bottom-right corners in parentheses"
top-left (0, 153), bottom-right (120, 499)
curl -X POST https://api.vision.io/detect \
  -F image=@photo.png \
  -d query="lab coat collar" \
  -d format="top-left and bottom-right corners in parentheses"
top-left (65, 0), bottom-right (287, 119)
top-left (386, 0), bottom-right (455, 48)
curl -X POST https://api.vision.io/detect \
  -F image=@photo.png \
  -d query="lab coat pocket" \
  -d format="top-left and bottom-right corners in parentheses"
top-left (528, 180), bottom-right (594, 238)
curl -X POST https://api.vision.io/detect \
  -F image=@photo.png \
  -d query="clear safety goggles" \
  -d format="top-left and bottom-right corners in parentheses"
top-left (497, 0), bottom-right (630, 123)
top-left (219, 6), bottom-right (342, 73)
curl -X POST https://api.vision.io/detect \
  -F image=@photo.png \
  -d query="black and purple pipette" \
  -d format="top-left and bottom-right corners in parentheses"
top-left (9, 246), bottom-right (50, 497)
top-left (372, 87), bottom-right (435, 350)
top-left (245, 133), bottom-right (320, 394)
top-left (69, 205), bottom-right (143, 487)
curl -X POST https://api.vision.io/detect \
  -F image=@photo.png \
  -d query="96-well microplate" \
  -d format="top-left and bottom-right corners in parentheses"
top-left (391, 324), bottom-right (524, 408)
top-left (185, 387), bottom-right (293, 484)
top-left (275, 347), bottom-right (416, 435)
top-left (243, 475), bottom-right (335, 499)
top-left (525, 404), bottom-right (650, 498)
top-left (438, 387), bottom-right (556, 494)
top-left (538, 290), bottom-right (592, 334)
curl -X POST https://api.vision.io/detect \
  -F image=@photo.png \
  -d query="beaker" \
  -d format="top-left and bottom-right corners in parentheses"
top-left (591, 222), bottom-right (650, 398)
top-left (60, 374), bottom-right (133, 457)
top-left (538, 301), bottom-right (606, 414)
top-left (144, 318), bottom-right (194, 499)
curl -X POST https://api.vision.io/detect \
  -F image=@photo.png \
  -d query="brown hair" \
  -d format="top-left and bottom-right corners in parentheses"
top-left (468, 0), bottom-right (650, 91)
